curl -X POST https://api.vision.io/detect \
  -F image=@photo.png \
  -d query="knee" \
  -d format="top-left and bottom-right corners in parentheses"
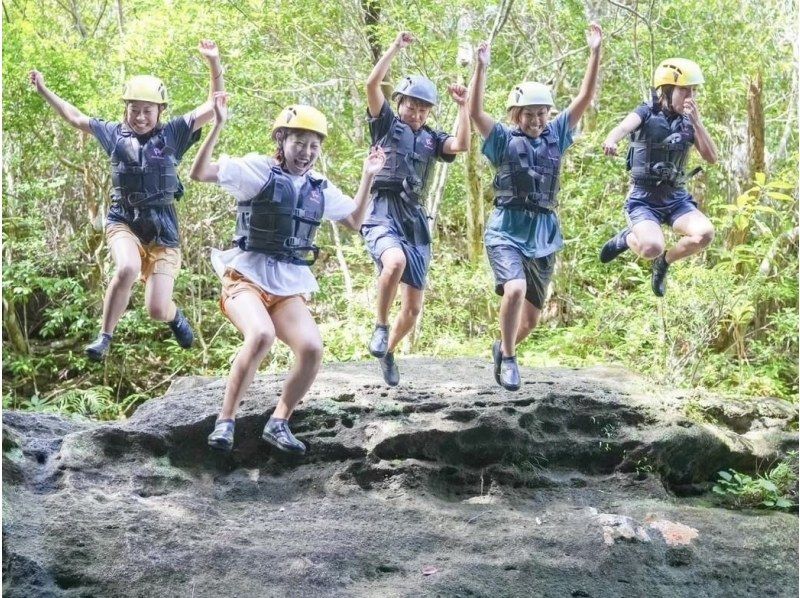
top-left (696, 226), bottom-right (715, 248)
top-left (114, 264), bottom-right (140, 286)
top-left (246, 328), bottom-right (276, 355)
top-left (296, 338), bottom-right (323, 366)
top-left (503, 280), bottom-right (527, 301)
top-left (639, 242), bottom-right (665, 260)
top-left (381, 255), bottom-right (407, 278)
top-left (402, 302), bottom-right (422, 319)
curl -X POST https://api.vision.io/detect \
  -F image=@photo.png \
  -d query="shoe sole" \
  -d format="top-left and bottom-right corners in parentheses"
top-left (369, 348), bottom-right (387, 359)
top-left (261, 434), bottom-right (306, 455)
top-left (85, 350), bottom-right (106, 362)
top-left (208, 440), bottom-right (233, 452)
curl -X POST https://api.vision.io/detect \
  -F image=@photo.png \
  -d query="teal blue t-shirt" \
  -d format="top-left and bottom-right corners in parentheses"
top-left (482, 110), bottom-right (575, 258)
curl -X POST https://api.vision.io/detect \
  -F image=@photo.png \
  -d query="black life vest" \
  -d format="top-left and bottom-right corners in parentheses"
top-left (493, 127), bottom-right (562, 212)
top-left (111, 125), bottom-right (182, 208)
top-left (235, 166), bottom-right (326, 266)
top-left (372, 120), bottom-right (438, 204)
top-left (627, 103), bottom-right (694, 187)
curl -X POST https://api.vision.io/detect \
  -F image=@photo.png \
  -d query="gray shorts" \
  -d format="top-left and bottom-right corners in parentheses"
top-left (486, 244), bottom-right (555, 310)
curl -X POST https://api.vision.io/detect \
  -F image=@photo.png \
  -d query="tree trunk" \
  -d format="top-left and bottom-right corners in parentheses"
top-left (465, 131), bottom-right (485, 262)
top-left (746, 71), bottom-right (765, 180)
top-left (3, 297), bottom-right (30, 355)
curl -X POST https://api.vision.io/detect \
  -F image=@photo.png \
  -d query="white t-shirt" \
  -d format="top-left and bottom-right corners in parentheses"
top-left (210, 153), bottom-right (356, 296)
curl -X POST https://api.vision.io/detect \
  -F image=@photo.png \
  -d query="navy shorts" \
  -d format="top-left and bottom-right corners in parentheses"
top-left (486, 244), bottom-right (555, 310)
top-left (362, 224), bottom-right (431, 290)
top-left (625, 187), bottom-right (699, 228)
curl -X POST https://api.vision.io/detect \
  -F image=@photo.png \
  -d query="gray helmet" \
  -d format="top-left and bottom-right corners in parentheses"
top-left (391, 75), bottom-right (438, 107)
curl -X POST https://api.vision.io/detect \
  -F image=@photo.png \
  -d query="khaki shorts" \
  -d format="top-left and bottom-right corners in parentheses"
top-left (219, 269), bottom-right (305, 319)
top-left (106, 223), bottom-right (181, 281)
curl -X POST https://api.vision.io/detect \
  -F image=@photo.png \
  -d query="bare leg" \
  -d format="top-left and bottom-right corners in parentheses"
top-left (387, 284), bottom-right (424, 353)
top-left (515, 301), bottom-right (542, 346)
top-left (218, 293), bottom-right (276, 420)
top-left (499, 279), bottom-right (526, 357)
top-left (271, 298), bottom-right (323, 420)
top-left (626, 220), bottom-right (666, 261)
top-left (667, 210), bottom-right (715, 263)
top-left (100, 236), bottom-right (143, 334)
top-left (144, 273), bottom-right (177, 322)
top-left (375, 247), bottom-right (406, 325)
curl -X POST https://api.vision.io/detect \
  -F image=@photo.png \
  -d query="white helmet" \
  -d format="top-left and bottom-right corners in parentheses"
top-left (506, 82), bottom-right (555, 110)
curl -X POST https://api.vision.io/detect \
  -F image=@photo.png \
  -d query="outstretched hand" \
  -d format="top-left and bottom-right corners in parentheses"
top-left (394, 31), bottom-right (414, 49)
top-left (212, 91), bottom-right (229, 125)
top-left (29, 70), bottom-right (46, 93)
top-left (363, 146), bottom-right (386, 176)
top-left (447, 84), bottom-right (468, 106)
top-left (198, 39), bottom-right (220, 61)
top-left (586, 22), bottom-right (602, 51)
top-left (476, 41), bottom-right (491, 67)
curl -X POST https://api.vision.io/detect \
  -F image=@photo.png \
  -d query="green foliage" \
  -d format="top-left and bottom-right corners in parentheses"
top-left (712, 453), bottom-right (798, 510)
top-left (2, 0), bottom-right (798, 419)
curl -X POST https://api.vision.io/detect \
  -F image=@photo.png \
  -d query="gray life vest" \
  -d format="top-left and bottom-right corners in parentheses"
top-left (627, 104), bottom-right (694, 187)
top-left (111, 125), bottom-right (182, 208)
top-left (372, 120), bottom-right (438, 204)
top-left (493, 127), bottom-right (562, 212)
top-left (235, 166), bottom-right (326, 266)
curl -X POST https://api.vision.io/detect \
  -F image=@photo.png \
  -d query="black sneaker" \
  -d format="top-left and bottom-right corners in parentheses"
top-left (262, 418), bottom-right (306, 454)
top-left (600, 228), bottom-right (630, 263)
top-left (169, 309), bottom-right (194, 349)
top-left (492, 341), bottom-right (502, 385)
top-left (369, 324), bottom-right (389, 358)
top-left (208, 419), bottom-right (235, 452)
top-left (651, 253), bottom-right (670, 297)
top-left (499, 356), bottom-right (521, 391)
top-left (380, 351), bottom-right (400, 387)
top-left (85, 332), bottom-right (112, 362)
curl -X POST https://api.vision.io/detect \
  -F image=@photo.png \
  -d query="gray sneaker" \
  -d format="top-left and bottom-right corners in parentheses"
top-left (380, 352), bottom-right (400, 387)
top-left (85, 332), bottom-right (112, 362)
top-left (651, 253), bottom-right (670, 297)
top-left (369, 324), bottom-right (389, 358)
top-left (499, 356), bottom-right (521, 391)
top-left (208, 419), bottom-right (235, 452)
top-left (262, 418), bottom-right (306, 454)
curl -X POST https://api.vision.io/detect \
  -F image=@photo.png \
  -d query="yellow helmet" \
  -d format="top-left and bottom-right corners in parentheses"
top-left (652, 59), bottom-right (704, 88)
top-left (270, 105), bottom-right (328, 140)
top-left (121, 75), bottom-right (169, 104)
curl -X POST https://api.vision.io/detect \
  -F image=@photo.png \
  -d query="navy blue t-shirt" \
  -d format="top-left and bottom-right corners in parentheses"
top-left (90, 115), bottom-right (200, 247)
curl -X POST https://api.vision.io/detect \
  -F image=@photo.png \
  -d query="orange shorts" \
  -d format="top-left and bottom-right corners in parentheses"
top-left (106, 223), bottom-right (181, 281)
top-left (219, 269), bottom-right (305, 319)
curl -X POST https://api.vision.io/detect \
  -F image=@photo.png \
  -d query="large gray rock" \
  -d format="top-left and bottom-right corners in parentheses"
top-left (3, 360), bottom-right (797, 597)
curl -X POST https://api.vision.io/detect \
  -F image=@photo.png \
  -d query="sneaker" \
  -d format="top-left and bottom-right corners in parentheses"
top-left (169, 309), bottom-right (194, 349)
top-left (600, 228), bottom-right (630, 263)
top-left (379, 351), bottom-right (400, 387)
top-left (262, 418), bottom-right (306, 454)
top-left (651, 253), bottom-right (670, 297)
top-left (492, 340), bottom-right (502, 385)
top-left (208, 418), bottom-right (235, 452)
top-left (499, 356), bottom-right (521, 391)
top-left (369, 324), bottom-right (389, 358)
top-left (85, 332), bottom-right (112, 362)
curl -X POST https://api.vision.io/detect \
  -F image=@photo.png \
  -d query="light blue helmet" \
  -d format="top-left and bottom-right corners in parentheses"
top-left (391, 75), bottom-right (438, 107)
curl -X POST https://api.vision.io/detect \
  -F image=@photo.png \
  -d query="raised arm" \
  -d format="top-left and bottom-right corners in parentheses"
top-left (467, 42), bottom-right (496, 139)
top-left (189, 92), bottom-right (227, 183)
top-left (29, 70), bottom-right (92, 134)
top-left (601, 112), bottom-right (643, 156)
top-left (566, 22), bottom-right (603, 129)
top-left (442, 84), bottom-right (470, 154)
top-left (339, 146), bottom-right (386, 230)
top-left (366, 31), bottom-right (412, 118)
top-left (189, 40), bottom-right (226, 131)
top-left (683, 98), bottom-right (718, 164)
